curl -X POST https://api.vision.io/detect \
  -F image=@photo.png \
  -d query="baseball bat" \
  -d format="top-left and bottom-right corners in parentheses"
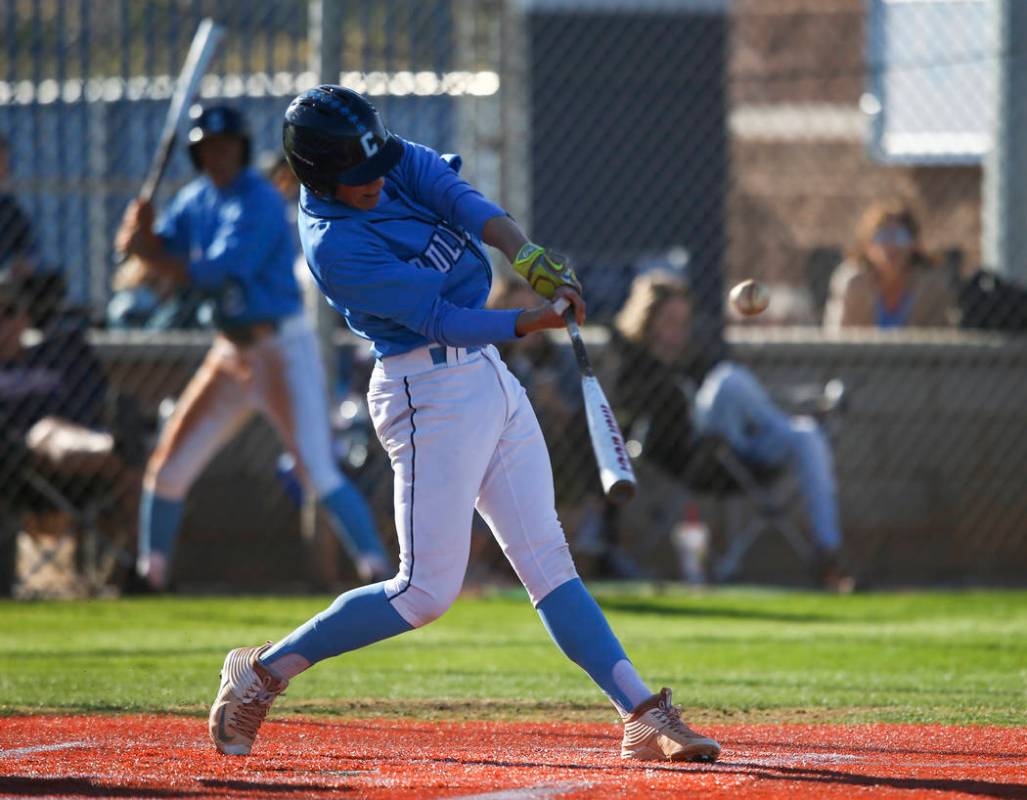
top-left (553, 297), bottom-right (637, 504)
top-left (115, 18), bottom-right (223, 264)
top-left (138, 18), bottom-right (224, 204)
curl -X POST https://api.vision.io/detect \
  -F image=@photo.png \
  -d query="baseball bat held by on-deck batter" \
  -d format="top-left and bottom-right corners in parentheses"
top-left (139, 18), bottom-right (224, 203)
top-left (552, 296), bottom-right (637, 504)
top-left (115, 19), bottom-right (223, 264)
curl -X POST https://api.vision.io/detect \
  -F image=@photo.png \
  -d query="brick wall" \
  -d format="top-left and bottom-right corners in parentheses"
top-left (730, 0), bottom-right (865, 106)
top-left (726, 1), bottom-right (984, 317)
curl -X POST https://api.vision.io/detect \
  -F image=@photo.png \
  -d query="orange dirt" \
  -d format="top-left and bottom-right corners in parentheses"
top-left (0, 715), bottom-right (1024, 799)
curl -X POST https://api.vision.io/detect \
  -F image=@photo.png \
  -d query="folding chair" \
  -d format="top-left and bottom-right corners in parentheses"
top-left (0, 394), bottom-right (143, 598)
top-left (683, 378), bottom-right (847, 583)
top-left (14, 465), bottom-right (134, 596)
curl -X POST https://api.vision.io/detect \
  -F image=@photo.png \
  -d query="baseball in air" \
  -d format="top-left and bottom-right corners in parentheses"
top-left (729, 279), bottom-right (770, 317)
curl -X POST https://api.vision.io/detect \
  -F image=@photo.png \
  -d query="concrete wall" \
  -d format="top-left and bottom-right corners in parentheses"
top-left (93, 329), bottom-right (1027, 588)
top-left (728, 328), bottom-right (1027, 585)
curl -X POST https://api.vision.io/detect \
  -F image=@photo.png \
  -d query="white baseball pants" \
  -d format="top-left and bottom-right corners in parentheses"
top-left (368, 344), bottom-right (579, 628)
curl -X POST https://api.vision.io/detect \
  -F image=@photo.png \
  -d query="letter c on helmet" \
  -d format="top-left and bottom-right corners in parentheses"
top-left (360, 131), bottom-right (379, 158)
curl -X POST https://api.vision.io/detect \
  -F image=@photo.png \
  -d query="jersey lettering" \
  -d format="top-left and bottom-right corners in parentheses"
top-left (409, 221), bottom-right (469, 274)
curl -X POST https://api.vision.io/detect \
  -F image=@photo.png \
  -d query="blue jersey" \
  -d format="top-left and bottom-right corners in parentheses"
top-left (157, 167), bottom-right (302, 327)
top-left (298, 139), bottom-right (522, 358)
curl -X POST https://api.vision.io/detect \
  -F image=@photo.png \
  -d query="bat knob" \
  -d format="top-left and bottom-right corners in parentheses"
top-left (606, 479), bottom-right (636, 505)
top-left (551, 296), bottom-right (571, 317)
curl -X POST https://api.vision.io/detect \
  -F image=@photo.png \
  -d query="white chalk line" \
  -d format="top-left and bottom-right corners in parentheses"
top-left (0, 741), bottom-right (90, 758)
top-left (443, 781), bottom-right (592, 800)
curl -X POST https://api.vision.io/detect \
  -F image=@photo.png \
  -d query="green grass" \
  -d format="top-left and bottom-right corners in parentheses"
top-left (2, 586), bottom-right (1025, 725)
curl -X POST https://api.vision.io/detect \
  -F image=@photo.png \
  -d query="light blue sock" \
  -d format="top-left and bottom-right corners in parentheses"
top-left (261, 582), bottom-right (413, 666)
top-left (138, 490), bottom-right (185, 563)
top-left (536, 577), bottom-right (650, 712)
top-left (321, 480), bottom-right (389, 559)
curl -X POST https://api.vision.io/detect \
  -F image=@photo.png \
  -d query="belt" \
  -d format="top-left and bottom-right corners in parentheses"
top-left (218, 321), bottom-right (280, 346)
top-left (377, 344), bottom-right (483, 378)
top-left (429, 344), bottom-right (480, 364)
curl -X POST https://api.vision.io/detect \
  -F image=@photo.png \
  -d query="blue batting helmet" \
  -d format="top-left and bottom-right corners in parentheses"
top-left (282, 86), bottom-right (403, 199)
top-left (187, 104), bottom-right (251, 169)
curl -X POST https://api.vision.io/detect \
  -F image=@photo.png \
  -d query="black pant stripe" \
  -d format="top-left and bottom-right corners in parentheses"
top-left (387, 376), bottom-right (417, 601)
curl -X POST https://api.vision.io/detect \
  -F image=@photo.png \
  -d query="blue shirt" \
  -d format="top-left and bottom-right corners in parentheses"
top-left (298, 139), bottom-right (521, 358)
top-left (157, 167), bottom-right (302, 327)
top-left (874, 290), bottom-right (914, 328)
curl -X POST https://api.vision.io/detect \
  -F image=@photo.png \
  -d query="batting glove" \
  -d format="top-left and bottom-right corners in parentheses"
top-left (513, 243), bottom-right (582, 300)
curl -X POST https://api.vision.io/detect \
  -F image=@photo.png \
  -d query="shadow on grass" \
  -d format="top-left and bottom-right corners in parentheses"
top-left (12, 646), bottom-right (231, 661)
top-left (714, 675), bottom-right (1019, 699)
top-left (597, 597), bottom-right (834, 623)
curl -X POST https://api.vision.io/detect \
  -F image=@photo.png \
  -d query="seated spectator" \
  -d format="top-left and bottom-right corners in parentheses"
top-left (0, 134), bottom-right (39, 279)
top-left (0, 273), bottom-right (140, 595)
top-left (0, 274), bottom-right (107, 433)
top-left (106, 256), bottom-right (212, 330)
top-left (824, 198), bottom-right (955, 329)
top-left (611, 270), bottom-right (853, 591)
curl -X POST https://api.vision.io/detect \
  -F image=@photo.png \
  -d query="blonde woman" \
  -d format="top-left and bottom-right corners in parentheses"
top-left (824, 199), bottom-right (954, 329)
top-left (614, 271), bottom-right (851, 591)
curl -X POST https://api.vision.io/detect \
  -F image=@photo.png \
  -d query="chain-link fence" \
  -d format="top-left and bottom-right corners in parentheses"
top-left (1, 0), bottom-right (1025, 598)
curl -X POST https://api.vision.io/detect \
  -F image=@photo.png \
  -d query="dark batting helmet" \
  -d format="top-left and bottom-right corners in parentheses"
top-left (187, 104), bottom-right (251, 169)
top-left (282, 85), bottom-right (403, 199)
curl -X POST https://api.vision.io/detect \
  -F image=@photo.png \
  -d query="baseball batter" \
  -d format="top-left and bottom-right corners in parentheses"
top-left (207, 86), bottom-right (720, 764)
top-left (115, 103), bottom-right (390, 591)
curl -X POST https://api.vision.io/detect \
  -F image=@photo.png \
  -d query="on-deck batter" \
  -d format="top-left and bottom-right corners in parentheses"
top-left (206, 86), bottom-right (720, 764)
top-left (115, 103), bottom-right (390, 591)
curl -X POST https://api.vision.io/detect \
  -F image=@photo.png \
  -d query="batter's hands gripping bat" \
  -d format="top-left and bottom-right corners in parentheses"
top-left (552, 296), bottom-right (637, 504)
top-left (138, 18), bottom-right (224, 204)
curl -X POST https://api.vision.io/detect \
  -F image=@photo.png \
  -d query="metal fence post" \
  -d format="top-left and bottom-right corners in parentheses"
top-left (499, 0), bottom-right (531, 236)
top-left (301, 0), bottom-right (344, 563)
top-left (983, 0), bottom-right (1027, 287)
top-left (87, 101), bottom-right (109, 310)
top-left (307, 0), bottom-right (343, 395)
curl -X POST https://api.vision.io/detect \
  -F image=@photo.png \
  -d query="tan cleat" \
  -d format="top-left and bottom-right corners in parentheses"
top-left (621, 688), bottom-right (720, 763)
top-left (208, 643), bottom-right (287, 756)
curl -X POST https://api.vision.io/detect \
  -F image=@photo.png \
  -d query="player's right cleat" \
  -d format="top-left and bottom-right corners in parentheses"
top-left (208, 643), bottom-right (287, 756)
top-left (621, 688), bottom-right (721, 763)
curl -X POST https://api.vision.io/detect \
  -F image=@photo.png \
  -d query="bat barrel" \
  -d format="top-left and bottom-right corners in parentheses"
top-left (580, 375), bottom-right (637, 504)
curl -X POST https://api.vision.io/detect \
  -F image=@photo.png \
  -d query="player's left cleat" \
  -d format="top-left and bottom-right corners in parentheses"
top-left (208, 643), bottom-right (287, 756)
top-left (621, 688), bottom-right (721, 763)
